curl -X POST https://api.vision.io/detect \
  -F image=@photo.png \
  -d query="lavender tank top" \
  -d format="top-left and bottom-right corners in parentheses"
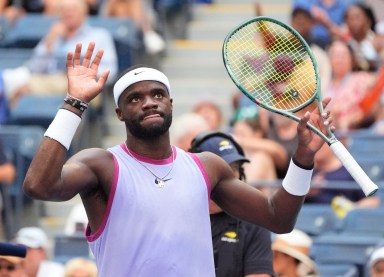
top-left (86, 144), bottom-right (215, 276)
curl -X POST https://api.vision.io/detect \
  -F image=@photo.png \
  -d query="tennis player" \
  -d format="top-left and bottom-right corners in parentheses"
top-left (23, 42), bottom-right (334, 276)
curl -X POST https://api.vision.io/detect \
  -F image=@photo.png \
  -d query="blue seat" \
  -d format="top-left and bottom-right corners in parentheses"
top-left (87, 16), bottom-right (142, 75)
top-left (0, 125), bottom-right (45, 238)
top-left (2, 14), bottom-right (57, 48)
top-left (347, 131), bottom-right (384, 160)
top-left (0, 48), bottom-right (33, 69)
top-left (356, 157), bottom-right (384, 182)
top-left (54, 234), bottom-right (92, 264)
top-left (317, 264), bottom-right (359, 277)
top-left (0, 16), bottom-right (10, 47)
top-left (311, 233), bottom-right (383, 276)
top-left (9, 95), bottom-right (63, 129)
top-left (338, 207), bottom-right (384, 236)
top-left (295, 204), bottom-right (339, 237)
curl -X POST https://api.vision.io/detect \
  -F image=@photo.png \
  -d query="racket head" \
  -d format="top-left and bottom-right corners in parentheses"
top-left (223, 16), bottom-right (321, 115)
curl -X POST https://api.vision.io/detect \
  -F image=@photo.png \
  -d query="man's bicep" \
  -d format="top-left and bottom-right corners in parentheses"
top-left (60, 149), bottom-right (108, 198)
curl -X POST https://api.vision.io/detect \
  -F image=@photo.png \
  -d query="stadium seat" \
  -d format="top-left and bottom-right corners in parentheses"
top-left (87, 16), bottom-right (143, 75)
top-left (0, 48), bottom-right (34, 69)
top-left (295, 204), bottom-right (339, 237)
top-left (0, 125), bottom-right (45, 237)
top-left (0, 16), bottom-right (10, 47)
top-left (356, 157), bottom-right (384, 182)
top-left (317, 264), bottom-right (359, 277)
top-left (347, 130), bottom-right (384, 160)
top-left (9, 95), bottom-right (63, 129)
top-left (54, 234), bottom-right (92, 264)
top-left (311, 233), bottom-right (383, 276)
top-left (338, 207), bottom-right (384, 236)
top-left (2, 14), bottom-right (57, 48)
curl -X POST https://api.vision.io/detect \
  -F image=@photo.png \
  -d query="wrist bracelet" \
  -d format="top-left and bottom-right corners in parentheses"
top-left (282, 159), bottom-right (313, 196)
top-left (64, 94), bottom-right (89, 112)
top-left (44, 109), bottom-right (81, 150)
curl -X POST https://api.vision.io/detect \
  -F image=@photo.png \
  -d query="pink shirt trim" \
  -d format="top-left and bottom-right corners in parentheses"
top-left (86, 154), bottom-right (119, 242)
top-left (188, 153), bottom-right (211, 201)
top-left (121, 143), bottom-right (177, 164)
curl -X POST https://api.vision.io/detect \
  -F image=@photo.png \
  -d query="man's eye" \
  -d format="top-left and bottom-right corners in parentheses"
top-left (155, 93), bottom-right (163, 99)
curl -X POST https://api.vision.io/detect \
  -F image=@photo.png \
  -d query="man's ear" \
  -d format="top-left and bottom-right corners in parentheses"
top-left (115, 107), bottom-right (124, 121)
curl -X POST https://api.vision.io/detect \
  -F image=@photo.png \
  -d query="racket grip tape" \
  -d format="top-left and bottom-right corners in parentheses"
top-left (330, 141), bottom-right (378, 196)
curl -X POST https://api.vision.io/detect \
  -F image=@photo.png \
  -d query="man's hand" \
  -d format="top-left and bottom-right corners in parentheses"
top-left (66, 42), bottom-right (110, 103)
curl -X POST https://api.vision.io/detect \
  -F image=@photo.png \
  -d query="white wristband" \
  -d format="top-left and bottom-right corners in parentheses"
top-left (282, 159), bottom-right (313, 196)
top-left (44, 109), bottom-right (81, 150)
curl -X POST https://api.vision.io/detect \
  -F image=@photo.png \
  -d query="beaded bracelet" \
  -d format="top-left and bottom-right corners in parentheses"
top-left (64, 94), bottom-right (89, 112)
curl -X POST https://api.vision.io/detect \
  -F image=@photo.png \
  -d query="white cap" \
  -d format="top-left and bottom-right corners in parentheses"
top-left (369, 246), bottom-right (384, 268)
top-left (14, 227), bottom-right (49, 250)
top-left (272, 229), bottom-right (317, 273)
top-left (113, 67), bottom-right (171, 106)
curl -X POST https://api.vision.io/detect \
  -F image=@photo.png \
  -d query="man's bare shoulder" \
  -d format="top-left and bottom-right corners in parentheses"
top-left (67, 147), bottom-right (114, 166)
top-left (192, 151), bottom-right (230, 175)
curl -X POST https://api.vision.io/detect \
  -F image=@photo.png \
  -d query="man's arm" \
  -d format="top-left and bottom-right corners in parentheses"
top-left (23, 42), bottom-right (110, 201)
top-left (208, 98), bottom-right (334, 234)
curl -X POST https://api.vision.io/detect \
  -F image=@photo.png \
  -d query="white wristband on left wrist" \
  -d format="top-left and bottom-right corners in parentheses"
top-left (282, 159), bottom-right (313, 196)
top-left (44, 108), bottom-right (82, 150)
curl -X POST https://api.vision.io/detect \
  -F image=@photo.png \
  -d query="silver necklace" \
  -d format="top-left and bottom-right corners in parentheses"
top-left (125, 142), bottom-right (174, 188)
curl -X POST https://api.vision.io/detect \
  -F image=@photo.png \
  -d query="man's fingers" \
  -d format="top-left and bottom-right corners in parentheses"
top-left (66, 51), bottom-right (73, 69)
top-left (90, 49), bottom-right (104, 69)
top-left (322, 96), bottom-right (332, 109)
top-left (73, 43), bottom-right (83, 66)
top-left (82, 42), bottom-right (95, 68)
top-left (97, 69), bottom-right (110, 88)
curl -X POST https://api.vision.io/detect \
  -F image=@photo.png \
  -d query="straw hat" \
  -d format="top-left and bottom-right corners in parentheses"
top-left (272, 229), bottom-right (317, 274)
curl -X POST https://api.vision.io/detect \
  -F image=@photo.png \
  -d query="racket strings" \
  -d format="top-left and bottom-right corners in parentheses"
top-left (225, 19), bottom-right (317, 111)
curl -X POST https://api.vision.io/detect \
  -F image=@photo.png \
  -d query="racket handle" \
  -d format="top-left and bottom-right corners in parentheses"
top-left (330, 141), bottom-right (378, 196)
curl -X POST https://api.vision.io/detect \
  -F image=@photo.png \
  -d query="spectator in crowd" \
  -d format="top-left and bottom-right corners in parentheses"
top-left (0, 255), bottom-right (25, 277)
top-left (153, 0), bottom-right (193, 40)
top-left (13, 227), bottom-right (65, 277)
top-left (272, 229), bottom-right (318, 277)
top-left (0, 0), bottom-right (24, 23)
top-left (192, 100), bottom-right (223, 131)
top-left (306, 138), bottom-right (380, 209)
top-left (324, 39), bottom-right (377, 132)
top-left (368, 245), bottom-right (384, 277)
top-left (101, 0), bottom-right (166, 55)
top-left (265, 113), bottom-right (299, 178)
top-left (9, 0), bottom-right (118, 105)
top-left (189, 131), bottom-right (274, 277)
top-left (340, 2), bottom-right (382, 72)
top-left (290, 4), bottom-right (331, 94)
top-left (231, 116), bottom-right (288, 195)
top-left (294, 0), bottom-right (354, 49)
top-left (41, 0), bottom-right (100, 15)
top-left (169, 112), bottom-right (210, 151)
top-left (0, 138), bottom-right (16, 240)
top-left (64, 257), bottom-right (97, 277)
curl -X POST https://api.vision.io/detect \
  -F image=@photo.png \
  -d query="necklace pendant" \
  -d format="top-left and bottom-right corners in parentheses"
top-left (155, 178), bottom-right (165, 188)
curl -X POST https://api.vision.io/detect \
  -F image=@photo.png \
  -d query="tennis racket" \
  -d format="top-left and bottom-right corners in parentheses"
top-left (222, 16), bottom-right (378, 197)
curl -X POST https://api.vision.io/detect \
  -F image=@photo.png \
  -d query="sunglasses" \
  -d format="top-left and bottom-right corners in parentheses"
top-left (0, 264), bottom-right (17, 271)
